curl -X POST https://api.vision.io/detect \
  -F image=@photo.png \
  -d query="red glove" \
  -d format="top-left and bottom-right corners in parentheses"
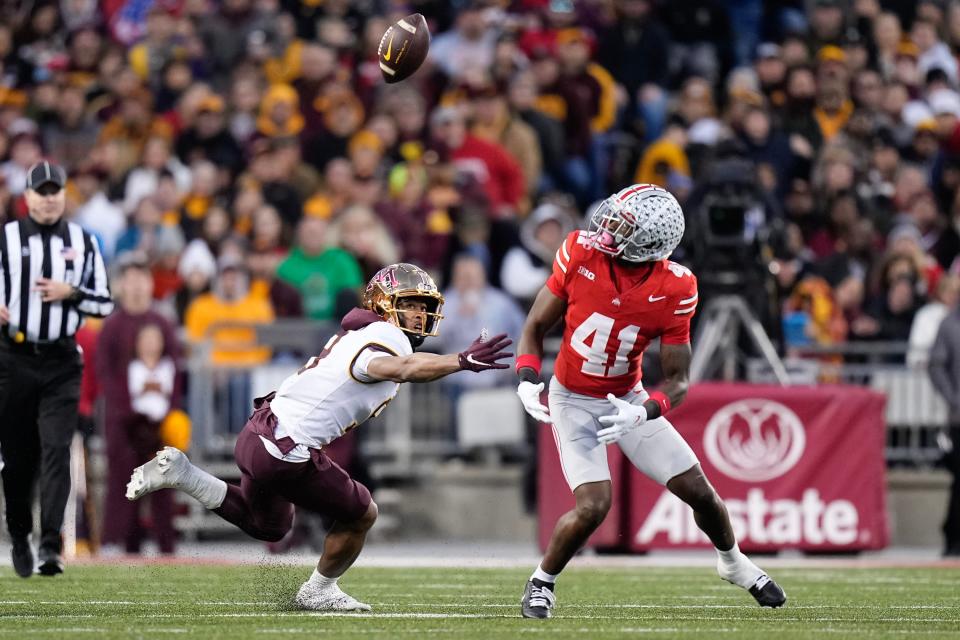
top-left (458, 333), bottom-right (513, 372)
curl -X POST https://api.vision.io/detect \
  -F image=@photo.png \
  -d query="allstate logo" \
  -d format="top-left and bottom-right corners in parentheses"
top-left (703, 399), bottom-right (806, 482)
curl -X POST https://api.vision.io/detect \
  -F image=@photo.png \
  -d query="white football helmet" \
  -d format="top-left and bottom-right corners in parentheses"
top-left (587, 184), bottom-right (685, 262)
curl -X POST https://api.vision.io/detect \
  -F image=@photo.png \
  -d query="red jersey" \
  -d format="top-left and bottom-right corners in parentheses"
top-left (546, 230), bottom-right (698, 398)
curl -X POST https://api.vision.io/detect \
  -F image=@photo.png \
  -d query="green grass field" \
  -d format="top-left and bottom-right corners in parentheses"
top-left (1, 564), bottom-right (959, 639)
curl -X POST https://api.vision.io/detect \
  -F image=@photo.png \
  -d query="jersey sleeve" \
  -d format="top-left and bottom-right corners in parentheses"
top-left (660, 270), bottom-right (698, 345)
top-left (545, 231), bottom-right (580, 299)
top-left (349, 322), bottom-right (413, 383)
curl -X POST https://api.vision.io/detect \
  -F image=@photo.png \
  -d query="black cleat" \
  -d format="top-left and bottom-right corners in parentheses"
top-left (521, 579), bottom-right (556, 619)
top-left (749, 575), bottom-right (786, 608)
top-left (11, 536), bottom-right (34, 578)
top-left (37, 546), bottom-right (63, 576)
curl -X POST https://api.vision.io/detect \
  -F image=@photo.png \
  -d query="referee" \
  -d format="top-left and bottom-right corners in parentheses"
top-left (0, 161), bottom-right (113, 577)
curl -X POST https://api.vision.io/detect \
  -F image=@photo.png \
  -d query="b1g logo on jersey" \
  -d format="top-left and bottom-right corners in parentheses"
top-left (577, 266), bottom-right (596, 281)
top-left (703, 399), bottom-right (806, 482)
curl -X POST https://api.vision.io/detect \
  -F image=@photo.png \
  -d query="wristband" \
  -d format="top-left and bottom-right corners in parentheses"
top-left (648, 391), bottom-right (671, 416)
top-left (515, 354), bottom-right (542, 376)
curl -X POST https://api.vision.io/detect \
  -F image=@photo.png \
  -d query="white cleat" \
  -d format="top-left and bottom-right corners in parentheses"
top-left (126, 447), bottom-right (192, 501)
top-left (294, 581), bottom-right (371, 612)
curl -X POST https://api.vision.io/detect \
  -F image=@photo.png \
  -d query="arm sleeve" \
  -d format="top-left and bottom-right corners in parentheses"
top-left (661, 274), bottom-right (698, 345)
top-left (76, 233), bottom-right (114, 317)
top-left (545, 232), bottom-right (577, 300)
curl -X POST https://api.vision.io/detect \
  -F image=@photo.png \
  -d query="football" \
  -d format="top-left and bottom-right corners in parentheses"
top-left (378, 13), bottom-right (431, 84)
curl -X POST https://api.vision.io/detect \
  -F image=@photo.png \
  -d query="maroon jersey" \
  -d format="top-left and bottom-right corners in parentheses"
top-left (546, 230), bottom-right (698, 397)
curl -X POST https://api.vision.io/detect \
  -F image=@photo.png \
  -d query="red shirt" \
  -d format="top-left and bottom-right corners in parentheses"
top-left (451, 134), bottom-right (525, 215)
top-left (546, 230), bottom-right (698, 397)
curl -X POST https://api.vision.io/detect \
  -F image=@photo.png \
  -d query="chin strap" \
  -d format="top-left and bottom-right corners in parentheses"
top-left (406, 333), bottom-right (425, 349)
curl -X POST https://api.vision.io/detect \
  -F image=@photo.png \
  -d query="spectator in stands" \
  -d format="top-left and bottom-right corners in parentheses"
top-left (429, 3), bottom-right (496, 80)
top-left (175, 95), bottom-right (243, 177)
top-left (500, 202), bottom-right (577, 304)
top-left (98, 254), bottom-right (182, 555)
top-left (912, 17), bottom-right (959, 87)
top-left (0, 132), bottom-right (42, 195)
top-left (431, 106), bottom-right (525, 218)
top-left (873, 12), bottom-right (903, 79)
top-left (376, 153), bottom-right (453, 273)
top-left (178, 160), bottom-right (220, 240)
top-left (72, 165), bottom-right (126, 262)
top-left (250, 203), bottom-right (290, 253)
top-left (597, 0), bottom-right (671, 139)
top-left (634, 118), bottom-right (691, 194)
top-left (929, 296), bottom-right (960, 557)
top-left (433, 253), bottom-right (525, 407)
top-left (247, 247), bottom-right (303, 320)
top-left (470, 81), bottom-right (543, 206)
top-left (116, 196), bottom-right (164, 258)
top-left (328, 204), bottom-right (400, 282)
top-left (277, 215), bottom-right (363, 321)
top-left (123, 134), bottom-right (191, 215)
top-left (43, 85), bottom-right (99, 172)
top-left (507, 70), bottom-right (566, 192)
top-left (184, 254), bottom-right (274, 366)
top-left (175, 239), bottom-right (217, 321)
top-left (909, 275), bottom-right (960, 368)
top-left (123, 323), bottom-right (179, 554)
top-left (857, 252), bottom-right (923, 346)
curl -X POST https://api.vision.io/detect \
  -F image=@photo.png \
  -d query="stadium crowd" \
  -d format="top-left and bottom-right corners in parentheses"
top-left (3, 0), bottom-right (960, 552)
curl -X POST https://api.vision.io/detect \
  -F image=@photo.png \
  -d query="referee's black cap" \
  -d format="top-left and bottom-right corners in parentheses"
top-left (26, 160), bottom-right (67, 191)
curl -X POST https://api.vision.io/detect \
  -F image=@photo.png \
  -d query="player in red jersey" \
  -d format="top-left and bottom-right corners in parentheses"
top-left (515, 185), bottom-right (785, 618)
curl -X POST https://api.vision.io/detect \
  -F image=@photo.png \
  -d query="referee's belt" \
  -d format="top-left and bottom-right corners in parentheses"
top-left (0, 332), bottom-right (76, 355)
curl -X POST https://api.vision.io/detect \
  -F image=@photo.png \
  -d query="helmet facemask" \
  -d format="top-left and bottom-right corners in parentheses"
top-left (588, 197), bottom-right (637, 258)
top-left (383, 293), bottom-right (444, 339)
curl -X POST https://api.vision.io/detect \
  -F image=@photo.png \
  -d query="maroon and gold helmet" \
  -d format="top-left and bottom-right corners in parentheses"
top-left (363, 263), bottom-right (445, 338)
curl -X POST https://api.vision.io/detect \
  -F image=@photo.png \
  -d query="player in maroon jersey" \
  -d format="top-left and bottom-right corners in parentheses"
top-left (515, 184), bottom-right (785, 618)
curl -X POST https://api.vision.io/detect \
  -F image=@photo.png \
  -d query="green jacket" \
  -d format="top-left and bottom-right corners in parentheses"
top-left (277, 247), bottom-right (364, 320)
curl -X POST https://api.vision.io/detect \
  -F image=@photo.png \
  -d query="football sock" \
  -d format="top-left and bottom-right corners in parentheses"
top-left (308, 569), bottom-right (338, 589)
top-left (716, 542), bottom-right (742, 566)
top-left (716, 543), bottom-right (764, 589)
top-left (531, 565), bottom-right (559, 585)
top-left (180, 464), bottom-right (228, 510)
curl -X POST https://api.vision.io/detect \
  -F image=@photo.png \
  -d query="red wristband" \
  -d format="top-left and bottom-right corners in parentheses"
top-left (515, 354), bottom-right (542, 376)
top-left (648, 391), bottom-right (671, 416)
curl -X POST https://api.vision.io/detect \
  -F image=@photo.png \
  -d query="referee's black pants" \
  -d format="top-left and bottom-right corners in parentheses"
top-left (0, 340), bottom-right (82, 553)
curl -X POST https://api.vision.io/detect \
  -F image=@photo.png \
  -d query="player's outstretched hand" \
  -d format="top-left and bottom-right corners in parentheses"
top-left (517, 381), bottom-right (552, 424)
top-left (597, 394), bottom-right (648, 445)
top-left (458, 333), bottom-right (513, 372)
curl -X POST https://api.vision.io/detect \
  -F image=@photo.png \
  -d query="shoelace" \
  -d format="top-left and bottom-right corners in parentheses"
top-left (753, 574), bottom-right (771, 590)
top-left (528, 584), bottom-right (556, 609)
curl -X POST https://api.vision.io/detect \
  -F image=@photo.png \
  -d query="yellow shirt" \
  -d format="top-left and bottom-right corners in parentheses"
top-left (184, 292), bottom-right (275, 366)
top-left (634, 138), bottom-right (690, 187)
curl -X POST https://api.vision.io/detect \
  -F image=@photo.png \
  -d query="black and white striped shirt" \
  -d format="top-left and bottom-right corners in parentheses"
top-left (0, 218), bottom-right (113, 343)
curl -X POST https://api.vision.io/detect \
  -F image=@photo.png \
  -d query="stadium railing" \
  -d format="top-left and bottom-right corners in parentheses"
top-left (164, 323), bottom-right (947, 537)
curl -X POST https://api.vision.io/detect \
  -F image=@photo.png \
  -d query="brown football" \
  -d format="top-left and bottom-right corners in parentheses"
top-left (378, 13), bottom-right (431, 84)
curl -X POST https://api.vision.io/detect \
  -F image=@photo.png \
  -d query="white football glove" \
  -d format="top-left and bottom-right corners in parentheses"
top-left (597, 393), bottom-right (648, 445)
top-left (517, 381), bottom-right (553, 424)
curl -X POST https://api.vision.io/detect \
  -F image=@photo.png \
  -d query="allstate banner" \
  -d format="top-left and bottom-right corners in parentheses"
top-left (628, 383), bottom-right (889, 552)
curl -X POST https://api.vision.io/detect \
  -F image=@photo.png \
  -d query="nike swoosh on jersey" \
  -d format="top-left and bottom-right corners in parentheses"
top-left (648, 295), bottom-right (667, 302)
